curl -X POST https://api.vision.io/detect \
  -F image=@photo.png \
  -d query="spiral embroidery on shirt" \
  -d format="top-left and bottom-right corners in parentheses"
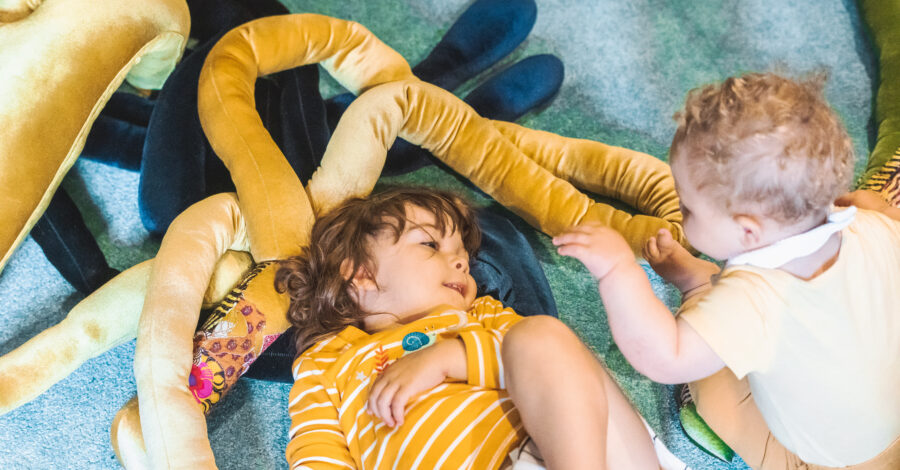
top-left (401, 332), bottom-right (431, 352)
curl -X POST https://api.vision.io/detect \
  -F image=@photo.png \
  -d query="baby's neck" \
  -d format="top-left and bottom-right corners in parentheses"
top-left (777, 231), bottom-right (842, 280)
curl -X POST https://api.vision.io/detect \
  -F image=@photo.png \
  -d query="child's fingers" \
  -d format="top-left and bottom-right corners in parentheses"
top-left (368, 377), bottom-right (395, 426)
top-left (391, 388), bottom-right (411, 427)
top-left (552, 230), bottom-right (589, 246)
top-left (368, 375), bottom-right (388, 415)
top-left (657, 228), bottom-right (674, 244)
top-left (553, 223), bottom-right (613, 246)
top-left (555, 242), bottom-right (589, 259)
top-left (376, 382), bottom-right (400, 427)
top-left (644, 236), bottom-right (659, 260)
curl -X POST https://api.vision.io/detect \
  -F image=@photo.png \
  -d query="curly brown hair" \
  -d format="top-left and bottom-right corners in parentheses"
top-left (275, 186), bottom-right (481, 355)
top-left (670, 72), bottom-right (854, 224)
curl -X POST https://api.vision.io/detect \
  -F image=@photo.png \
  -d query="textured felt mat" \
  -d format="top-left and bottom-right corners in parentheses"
top-left (0, 0), bottom-right (875, 468)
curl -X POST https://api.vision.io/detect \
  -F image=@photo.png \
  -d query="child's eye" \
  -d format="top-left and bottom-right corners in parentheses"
top-left (421, 241), bottom-right (438, 249)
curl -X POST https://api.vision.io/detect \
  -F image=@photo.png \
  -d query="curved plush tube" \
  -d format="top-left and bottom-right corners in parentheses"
top-left (134, 193), bottom-right (252, 469)
top-left (322, 79), bottom-right (687, 253)
top-left (0, 260), bottom-right (152, 415)
top-left (198, 13), bottom-right (414, 260)
top-left (0, 0), bottom-right (189, 275)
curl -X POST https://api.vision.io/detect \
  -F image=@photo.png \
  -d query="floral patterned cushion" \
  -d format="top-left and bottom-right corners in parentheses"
top-left (189, 261), bottom-right (290, 412)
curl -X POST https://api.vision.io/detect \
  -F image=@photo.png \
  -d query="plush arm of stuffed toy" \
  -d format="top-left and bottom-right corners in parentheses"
top-left (198, 13), bottom-right (414, 261)
top-left (0, 213), bottom-right (251, 421)
top-left (0, 0), bottom-right (40, 22)
top-left (0, 0), bottom-right (190, 276)
top-left (856, 0), bottom-right (900, 201)
top-left (132, 192), bottom-right (259, 469)
top-left (321, 78), bottom-right (687, 254)
top-left (0, 260), bottom-right (152, 415)
top-left (0, 194), bottom-right (252, 416)
top-left (0, 0), bottom-right (189, 276)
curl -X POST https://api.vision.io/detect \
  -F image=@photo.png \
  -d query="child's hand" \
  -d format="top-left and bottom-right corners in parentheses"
top-left (367, 338), bottom-right (465, 428)
top-left (553, 222), bottom-right (633, 280)
top-left (835, 190), bottom-right (900, 221)
top-left (835, 190), bottom-right (889, 211)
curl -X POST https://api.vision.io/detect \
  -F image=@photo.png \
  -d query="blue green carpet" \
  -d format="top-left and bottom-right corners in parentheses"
top-left (0, 0), bottom-right (875, 468)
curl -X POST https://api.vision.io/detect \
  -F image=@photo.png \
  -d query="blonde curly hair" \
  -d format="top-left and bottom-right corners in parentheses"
top-left (670, 72), bottom-right (854, 224)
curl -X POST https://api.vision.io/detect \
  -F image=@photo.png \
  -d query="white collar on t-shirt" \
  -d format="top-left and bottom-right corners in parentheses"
top-left (726, 206), bottom-right (857, 270)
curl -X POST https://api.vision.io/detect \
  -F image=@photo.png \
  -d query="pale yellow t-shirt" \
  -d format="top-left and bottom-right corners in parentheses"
top-left (680, 209), bottom-right (900, 467)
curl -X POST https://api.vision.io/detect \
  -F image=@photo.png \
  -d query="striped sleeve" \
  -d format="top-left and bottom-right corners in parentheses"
top-left (285, 355), bottom-right (356, 469)
top-left (458, 298), bottom-right (523, 389)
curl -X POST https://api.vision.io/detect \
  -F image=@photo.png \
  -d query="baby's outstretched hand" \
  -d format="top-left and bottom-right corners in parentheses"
top-left (553, 222), bottom-right (633, 280)
top-left (367, 339), bottom-right (465, 428)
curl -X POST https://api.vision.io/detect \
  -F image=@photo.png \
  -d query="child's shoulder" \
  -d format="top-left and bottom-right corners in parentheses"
top-left (293, 327), bottom-right (364, 367)
top-left (840, 209), bottom-right (900, 268)
top-left (292, 326), bottom-right (382, 383)
top-left (471, 295), bottom-right (505, 311)
top-left (850, 208), bottom-right (900, 239)
top-left (684, 268), bottom-right (783, 314)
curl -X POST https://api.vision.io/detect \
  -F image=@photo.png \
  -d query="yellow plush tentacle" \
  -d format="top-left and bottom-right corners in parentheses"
top-left (0, 260), bottom-right (152, 415)
top-left (0, 246), bottom-right (250, 419)
top-left (489, 121), bottom-right (685, 246)
top-left (0, 0), bottom-right (189, 275)
top-left (134, 193), bottom-right (252, 469)
top-left (110, 14), bottom-right (415, 468)
top-left (197, 13), bottom-right (413, 260)
top-left (325, 79), bottom-right (686, 254)
top-left (111, 396), bottom-right (150, 470)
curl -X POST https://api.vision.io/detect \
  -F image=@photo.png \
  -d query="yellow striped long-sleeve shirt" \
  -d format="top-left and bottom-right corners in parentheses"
top-left (286, 296), bottom-right (526, 470)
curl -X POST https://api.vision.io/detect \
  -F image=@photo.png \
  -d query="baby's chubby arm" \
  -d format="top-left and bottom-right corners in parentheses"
top-left (554, 223), bottom-right (724, 384)
top-left (367, 338), bottom-right (467, 427)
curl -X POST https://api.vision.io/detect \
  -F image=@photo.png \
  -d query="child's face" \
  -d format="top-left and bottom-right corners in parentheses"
top-left (672, 158), bottom-right (749, 260)
top-left (358, 204), bottom-right (477, 331)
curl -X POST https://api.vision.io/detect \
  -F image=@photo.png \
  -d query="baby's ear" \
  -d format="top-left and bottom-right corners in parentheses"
top-left (341, 260), bottom-right (377, 291)
top-left (733, 214), bottom-right (763, 248)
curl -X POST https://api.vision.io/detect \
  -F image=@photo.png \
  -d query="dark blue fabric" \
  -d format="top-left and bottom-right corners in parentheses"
top-left (463, 54), bottom-right (564, 122)
top-left (30, 188), bottom-right (119, 294)
top-left (137, 38), bottom-right (326, 234)
top-left (412, 0), bottom-right (537, 91)
top-left (81, 115), bottom-right (146, 172)
top-left (472, 204), bottom-right (558, 318)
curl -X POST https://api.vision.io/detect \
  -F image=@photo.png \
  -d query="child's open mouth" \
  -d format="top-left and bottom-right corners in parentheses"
top-left (443, 282), bottom-right (467, 298)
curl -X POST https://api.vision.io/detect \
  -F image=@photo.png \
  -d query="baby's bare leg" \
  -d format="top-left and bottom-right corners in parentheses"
top-left (502, 316), bottom-right (659, 470)
top-left (643, 229), bottom-right (720, 295)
